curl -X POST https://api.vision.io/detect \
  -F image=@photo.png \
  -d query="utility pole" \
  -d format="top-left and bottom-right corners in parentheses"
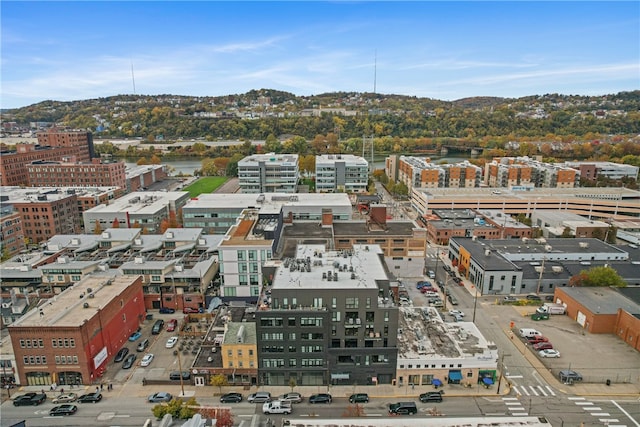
top-left (536, 256), bottom-right (545, 295)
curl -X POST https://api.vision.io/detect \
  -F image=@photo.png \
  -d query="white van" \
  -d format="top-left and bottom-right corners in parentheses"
top-left (519, 328), bottom-right (542, 338)
top-left (263, 400), bottom-right (292, 415)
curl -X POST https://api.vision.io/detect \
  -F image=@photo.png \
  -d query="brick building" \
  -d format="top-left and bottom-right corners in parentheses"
top-left (27, 159), bottom-right (126, 189)
top-left (10, 192), bottom-right (80, 244)
top-left (126, 164), bottom-right (168, 192)
top-left (0, 129), bottom-right (94, 186)
top-left (0, 205), bottom-right (25, 258)
top-left (8, 275), bottom-right (146, 386)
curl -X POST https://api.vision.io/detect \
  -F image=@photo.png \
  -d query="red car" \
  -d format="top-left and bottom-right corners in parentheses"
top-left (166, 319), bottom-right (177, 332)
top-left (533, 342), bottom-right (553, 351)
top-left (183, 307), bottom-right (199, 314)
top-left (527, 335), bottom-right (549, 344)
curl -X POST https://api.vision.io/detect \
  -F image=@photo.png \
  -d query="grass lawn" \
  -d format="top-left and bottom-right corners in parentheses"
top-left (183, 177), bottom-right (228, 197)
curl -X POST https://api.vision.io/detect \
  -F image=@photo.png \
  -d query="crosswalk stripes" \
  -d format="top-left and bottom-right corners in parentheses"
top-left (569, 397), bottom-right (627, 427)
top-left (502, 397), bottom-right (527, 416)
top-left (511, 384), bottom-right (556, 397)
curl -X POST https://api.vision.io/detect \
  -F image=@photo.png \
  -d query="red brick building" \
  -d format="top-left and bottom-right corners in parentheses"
top-left (0, 129), bottom-right (93, 186)
top-left (8, 275), bottom-right (146, 386)
top-left (12, 193), bottom-right (79, 244)
top-left (27, 159), bottom-right (126, 189)
top-left (0, 208), bottom-right (25, 258)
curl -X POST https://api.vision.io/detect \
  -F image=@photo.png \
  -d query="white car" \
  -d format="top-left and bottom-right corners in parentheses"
top-left (449, 310), bottom-right (465, 317)
top-left (539, 349), bottom-right (561, 358)
top-left (140, 353), bottom-right (154, 366)
top-left (165, 336), bottom-right (179, 348)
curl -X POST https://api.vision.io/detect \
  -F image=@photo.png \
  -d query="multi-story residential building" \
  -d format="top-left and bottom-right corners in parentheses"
top-left (392, 156), bottom-right (482, 192)
top-left (0, 204), bottom-right (25, 258)
top-left (27, 159), bottom-right (126, 189)
top-left (315, 154), bottom-right (369, 193)
top-left (0, 129), bottom-right (94, 186)
top-left (182, 193), bottom-right (352, 234)
top-left (221, 322), bottom-right (257, 378)
top-left (7, 191), bottom-right (79, 244)
top-left (255, 244), bottom-right (398, 387)
top-left (217, 209), bottom-right (279, 300)
top-left (411, 187), bottom-right (640, 221)
top-left (82, 191), bottom-right (190, 233)
top-left (396, 306), bottom-right (498, 388)
top-left (484, 157), bottom-right (578, 189)
top-left (238, 153), bottom-right (299, 193)
top-left (8, 275), bottom-right (145, 386)
top-left (564, 161), bottom-right (639, 182)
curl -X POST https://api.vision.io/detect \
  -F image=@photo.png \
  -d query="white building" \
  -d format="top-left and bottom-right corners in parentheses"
top-left (315, 154), bottom-right (369, 193)
top-left (238, 153), bottom-right (299, 193)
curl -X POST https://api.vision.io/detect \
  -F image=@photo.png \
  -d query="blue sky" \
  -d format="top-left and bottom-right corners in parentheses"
top-left (2, 1), bottom-right (638, 108)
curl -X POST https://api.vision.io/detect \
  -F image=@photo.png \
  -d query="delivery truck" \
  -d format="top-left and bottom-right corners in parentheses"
top-left (536, 303), bottom-right (566, 315)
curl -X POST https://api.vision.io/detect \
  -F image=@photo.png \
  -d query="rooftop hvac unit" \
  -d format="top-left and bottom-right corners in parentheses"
top-left (552, 266), bottom-right (563, 273)
top-left (83, 302), bottom-right (89, 308)
top-left (579, 242), bottom-right (589, 248)
top-left (71, 238), bottom-right (80, 245)
top-left (484, 249), bottom-right (491, 256)
top-left (522, 237), bottom-right (529, 243)
top-left (545, 245), bottom-right (553, 252)
top-left (134, 257), bottom-right (144, 264)
top-left (166, 232), bottom-right (174, 239)
top-left (175, 265), bottom-right (183, 272)
top-left (101, 232), bottom-right (110, 239)
top-left (58, 257), bottom-right (68, 264)
top-left (134, 238), bottom-right (142, 245)
top-left (88, 293), bottom-right (95, 298)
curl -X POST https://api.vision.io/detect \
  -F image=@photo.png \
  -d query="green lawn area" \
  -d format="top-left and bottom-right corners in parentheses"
top-left (183, 177), bottom-right (228, 197)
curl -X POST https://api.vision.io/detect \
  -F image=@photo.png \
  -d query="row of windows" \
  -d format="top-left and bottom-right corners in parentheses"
top-left (55, 355), bottom-right (79, 365)
top-left (19, 339), bottom-right (44, 349)
top-left (227, 360), bottom-right (253, 368)
top-left (399, 363), bottom-right (463, 369)
top-left (23, 355), bottom-right (47, 365)
top-left (52, 338), bottom-right (76, 348)
top-left (261, 359), bottom-right (324, 368)
top-left (226, 349), bottom-right (254, 357)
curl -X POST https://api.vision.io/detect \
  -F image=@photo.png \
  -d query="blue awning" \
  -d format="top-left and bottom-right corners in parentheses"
top-left (432, 378), bottom-right (442, 386)
top-left (483, 377), bottom-right (494, 385)
top-left (448, 371), bottom-right (463, 381)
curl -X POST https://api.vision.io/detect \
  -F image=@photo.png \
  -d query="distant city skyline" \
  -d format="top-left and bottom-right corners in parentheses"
top-left (1, 1), bottom-right (638, 109)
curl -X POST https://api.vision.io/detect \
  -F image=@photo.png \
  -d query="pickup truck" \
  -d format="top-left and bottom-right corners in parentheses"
top-left (263, 400), bottom-right (292, 415)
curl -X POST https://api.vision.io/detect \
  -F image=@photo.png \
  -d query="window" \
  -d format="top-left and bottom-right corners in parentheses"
top-left (38, 339), bottom-right (43, 348)
top-left (288, 318), bottom-right (296, 327)
top-left (19, 340), bottom-right (25, 348)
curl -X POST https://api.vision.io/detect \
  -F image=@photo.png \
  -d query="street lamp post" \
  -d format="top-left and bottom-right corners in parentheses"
top-left (176, 345), bottom-right (186, 397)
top-left (472, 286), bottom-right (479, 323)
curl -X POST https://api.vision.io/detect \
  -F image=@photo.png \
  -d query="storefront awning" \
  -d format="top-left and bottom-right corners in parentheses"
top-left (448, 371), bottom-right (463, 381)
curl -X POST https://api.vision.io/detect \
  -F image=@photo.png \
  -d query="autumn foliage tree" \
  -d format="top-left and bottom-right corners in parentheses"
top-left (209, 373), bottom-right (228, 393)
top-left (342, 404), bottom-right (366, 417)
top-left (199, 407), bottom-right (233, 427)
top-left (111, 218), bottom-right (120, 228)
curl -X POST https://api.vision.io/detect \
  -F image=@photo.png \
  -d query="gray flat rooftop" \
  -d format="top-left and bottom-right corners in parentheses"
top-left (183, 192), bottom-right (351, 210)
top-left (333, 221), bottom-right (418, 236)
top-left (84, 191), bottom-right (188, 214)
top-left (10, 275), bottom-right (137, 328)
top-left (273, 244), bottom-right (388, 290)
top-left (559, 287), bottom-right (640, 315)
top-left (417, 186), bottom-right (640, 200)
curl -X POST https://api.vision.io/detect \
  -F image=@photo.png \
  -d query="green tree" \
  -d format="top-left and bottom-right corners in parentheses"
top-left (288, 377), bottom-right (297, 392)
top-left (570, 266), bottom-right (626, 287)
top-left (151, 397), bottom-right (198, 420)
top-left (264, 134), bottom-right (281, 153)
top-left (210, 374), bottom-right (228, 394)
top-left (561, 227), bottom-right (572, 238)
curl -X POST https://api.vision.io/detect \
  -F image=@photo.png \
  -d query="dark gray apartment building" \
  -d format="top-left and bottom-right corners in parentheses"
top-left (256, 244), bottom-right (398, 386)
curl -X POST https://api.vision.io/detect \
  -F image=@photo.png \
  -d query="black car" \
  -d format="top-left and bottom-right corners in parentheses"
top-left (220, 392), bottom-right (243, 403)
top-left (348, 393), bottom-right (369, 403)
top-left (159, 307), bottom-right (176, 314)
top-left (309, 393), bottom-right (332, 404)
top-left (526, 294), bottom-right (542, 301)
top-left (13, 392), bottom-right (47, 406)
top-left (49, 404), bottom-right (78, 416)
top-left (78, 392), bottom-right (102, 403)
top-left (114, 347), bottom-right (129, 363)
top-left (419, 392), bottom-right (443, 403)
top-left (122, 353), bottom-right (137, 369)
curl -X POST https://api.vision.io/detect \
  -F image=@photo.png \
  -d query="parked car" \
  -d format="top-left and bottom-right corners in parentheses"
top-left (140, 353), bottom-right (154, 367)
top-left (148, 392), bottom-right (173, 403)
top-left (122, 354), bottom-right (137, 369)
top-left (128, 331), bottom-right (142, 342)
top-left (526, 294), bottom-right (542, 301)
top-left (49, 404), bottom-right (78, 416)
top-left (166, 319), bottom-right (178, 332)
top-left (159, 307), bottom-right (175, 314)
top-left (137, 338), bottom-right (150, 352)
top-left (503, 296), bottom-right (518, 302)
top-left (448, 295), bottom-right (458, 305)
top-left (348, 393), bottom-right (369, 403)
top-left (114, 347), bottom-right (129, 363)
top-left (165, 336), bottom-right (179, 348)
top-left (247, 392), bottom-right (271, 403)
top-left (559, 370), bottom-right (583, 383)
top-left (169, 371), bottom-right (191, 381)
top-left (309, 393), bottom-right (332, 404)
top-left (419, 392), bottom-right (443, 403)
top-left (539, 349), bottom-right (561, 358)
top-left (183, 307), bottom-right (199, 314)
top-left (13, 392), bottom-right (47, 406)
top-left (533, 342), bottom-right (554, 351)
top-left (78, 392), bottom-right (102, 403)
top-left (151, 319), bottom-right (165, 334)
top-left (449, 309), bottom-right (465, 317)
top-left (52, 392), bottom-right (78, 404)
top-left (279, 392), bottom-right (303, 403)
top-left (220, 392), bottom-right (243, 403)
top-left (527, 335), bottom-right (549, 344)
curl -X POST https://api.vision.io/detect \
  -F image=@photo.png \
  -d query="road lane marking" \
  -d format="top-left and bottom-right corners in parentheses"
top-left (545, 386), bottom-right (555, 396)
top-left (583, 407), bottom-right (602, 411)
top-left (569, 397), bottom-right (586, 401)
top-left (612, 399), bottom-right (640, 427)
top-left (575, 401), bottom-right (594, 406)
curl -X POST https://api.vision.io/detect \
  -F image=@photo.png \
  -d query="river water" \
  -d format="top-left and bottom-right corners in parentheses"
top-left (125, 155), bottom-right (471, 176)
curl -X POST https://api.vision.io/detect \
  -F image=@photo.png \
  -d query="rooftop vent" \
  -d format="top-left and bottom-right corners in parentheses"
top-left (83, 302), bottom-right (89, 308)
